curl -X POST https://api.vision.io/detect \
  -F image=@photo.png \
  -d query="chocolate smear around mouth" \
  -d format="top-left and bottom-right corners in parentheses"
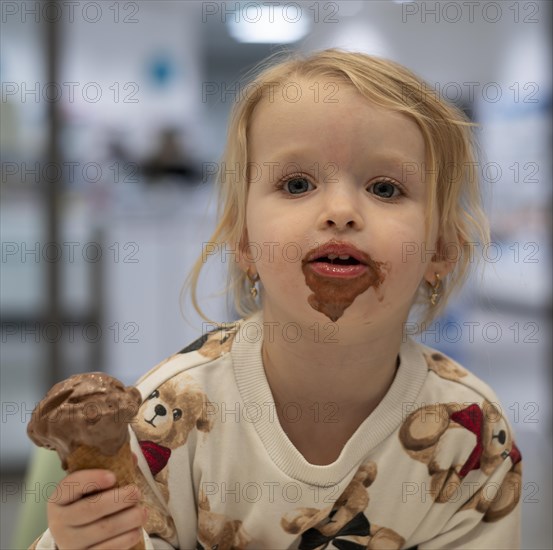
top-left (301, 256), bottom-right (389, 322)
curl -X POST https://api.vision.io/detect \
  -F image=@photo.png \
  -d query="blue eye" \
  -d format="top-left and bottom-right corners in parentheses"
top-left (278, 175), bottom-right (313, 195)
top-left (370, 180), bottom-right (401, 199)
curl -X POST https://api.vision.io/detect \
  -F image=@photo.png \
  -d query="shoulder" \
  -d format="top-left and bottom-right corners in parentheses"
top-left (415, 341), bottom-right (503, 407)
top-left (134, 319), bottom-right (242, 398)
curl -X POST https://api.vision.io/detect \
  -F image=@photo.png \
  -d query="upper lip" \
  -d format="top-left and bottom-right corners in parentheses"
top-left (304, 240), bottom-right (368, 265)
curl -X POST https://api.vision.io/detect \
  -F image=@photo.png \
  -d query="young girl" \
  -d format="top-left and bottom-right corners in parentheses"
top-left (36, 49), bottom-right (522, 549)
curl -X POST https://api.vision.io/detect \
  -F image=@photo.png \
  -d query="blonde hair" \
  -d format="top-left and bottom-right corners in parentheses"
top-left (182, 48), bottom-right (490, 330)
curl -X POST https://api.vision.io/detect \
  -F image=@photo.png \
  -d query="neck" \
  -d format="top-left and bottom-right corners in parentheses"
top-left (259, 304), bottom-right (402, 416)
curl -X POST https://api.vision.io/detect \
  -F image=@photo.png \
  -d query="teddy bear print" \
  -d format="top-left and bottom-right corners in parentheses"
top-left (136, 324), bottom-right (240, 383)
top-left (136, 372), bottom-right (213, 493)
top-left (423, 351), bottom-right (468, 382)
top-left (458, 402), bottom-right (522, 521)
top-left (196, 489), bottom-right (252, 550)
top-left (399, 399), bottom-right (522, 519)
top-left (281, 462), bottom-right (405, 549)
top-left (133, 372), bottom-right (213, 538)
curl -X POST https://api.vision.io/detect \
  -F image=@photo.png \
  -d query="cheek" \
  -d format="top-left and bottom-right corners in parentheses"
top-left (383, 212), bottom-right (434, 264)
top-left (246, 211), bottom-right (274, 239)
top-left (378, 227), bottom-right (431, 294)
top-left (257, 252), bottom-right (305, 291)
top-left (246, 207), bottom-right (303, 263)
top-left (245, 197), bottom-right (276, 240)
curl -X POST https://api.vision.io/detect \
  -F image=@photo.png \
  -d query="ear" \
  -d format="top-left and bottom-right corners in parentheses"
top-left (423, 231), bottom-right (459, 285)
top-left (356, 462), bottom-right (377, 487)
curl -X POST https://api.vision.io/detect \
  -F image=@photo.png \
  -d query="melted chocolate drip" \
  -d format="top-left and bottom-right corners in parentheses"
top-left (301, 257), bottom-right (389, 322)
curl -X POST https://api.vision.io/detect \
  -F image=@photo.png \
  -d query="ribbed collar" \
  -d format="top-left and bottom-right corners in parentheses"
top-left (231, 310), bottom-right (428, 486)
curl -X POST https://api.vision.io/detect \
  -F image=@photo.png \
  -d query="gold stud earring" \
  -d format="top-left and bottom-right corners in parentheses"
top-left (246, 268), bottom-right (260, 298)
top-left (428, 273), bottom-right (442, 306)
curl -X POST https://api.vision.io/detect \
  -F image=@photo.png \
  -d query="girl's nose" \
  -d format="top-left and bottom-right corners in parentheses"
top-left (318, 185), bottom-right (365, 231)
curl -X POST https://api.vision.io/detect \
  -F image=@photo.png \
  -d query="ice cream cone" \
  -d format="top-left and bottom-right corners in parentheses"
top-left (66, 441), bottom-right (136, 486)
top-left (27, 373), bottom-right (146, 550)
top-left (65, 441), bottom-right (145, 550)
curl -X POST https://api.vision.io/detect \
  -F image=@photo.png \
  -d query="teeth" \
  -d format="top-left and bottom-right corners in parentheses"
top-left (320, 254), bottom-right (351, 262)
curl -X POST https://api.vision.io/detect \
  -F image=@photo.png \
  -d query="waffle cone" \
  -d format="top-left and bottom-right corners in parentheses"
top-left (66, 441), bottom-right (135, 485)
top-left (65, 441), bottom-right (145, 550)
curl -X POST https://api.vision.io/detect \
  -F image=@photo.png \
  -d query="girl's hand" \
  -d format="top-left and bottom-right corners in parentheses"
top-left (47, 469), bottom-right (147, 550)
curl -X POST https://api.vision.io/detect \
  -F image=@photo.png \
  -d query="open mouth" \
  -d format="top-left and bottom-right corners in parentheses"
top-left (307, 254), bottom-right (368, 279)
top-left (312, 255), bottom-right (362, 266)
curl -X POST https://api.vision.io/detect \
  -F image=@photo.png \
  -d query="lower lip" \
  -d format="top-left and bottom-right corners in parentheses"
top-left (307, 262), bottom-right (368, 278)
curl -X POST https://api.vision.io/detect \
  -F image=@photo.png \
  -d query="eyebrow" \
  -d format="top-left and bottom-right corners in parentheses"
top-left (266, 148), bottom-right (424, 179)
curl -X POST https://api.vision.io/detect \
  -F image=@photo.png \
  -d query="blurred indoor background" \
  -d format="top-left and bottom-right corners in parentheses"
top-left (1, 1), bottom-right (551, 548)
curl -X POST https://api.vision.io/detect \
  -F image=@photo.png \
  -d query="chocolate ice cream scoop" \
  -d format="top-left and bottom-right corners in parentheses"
top-left (27, 372), bottom-right (142, 469)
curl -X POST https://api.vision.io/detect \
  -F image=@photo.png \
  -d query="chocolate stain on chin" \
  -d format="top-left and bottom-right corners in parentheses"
top-left (301, 257), bottom-right (390, 322)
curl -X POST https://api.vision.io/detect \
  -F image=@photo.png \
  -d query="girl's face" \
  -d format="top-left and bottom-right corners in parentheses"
top-left (241, 78), bottom-right (444, 331)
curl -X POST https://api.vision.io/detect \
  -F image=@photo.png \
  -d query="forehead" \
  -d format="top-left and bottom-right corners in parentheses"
top-left (248, 77), bottom-right (425, 168)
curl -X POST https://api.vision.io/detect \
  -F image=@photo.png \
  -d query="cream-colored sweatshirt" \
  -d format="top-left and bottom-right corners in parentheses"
top-left (32, 310), bottom-right (522, 550)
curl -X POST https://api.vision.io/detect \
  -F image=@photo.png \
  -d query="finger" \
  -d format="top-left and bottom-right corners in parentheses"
top-left (50, 470), bottom-right (116, 506)
top-left (78, 504), bottom-right (145, 547)
top-left (67, 485), bottom-right (142, 527)
top-left (132, 452), bottom-right (138, 467)
top-left (90, 527), bottom-right (144, 550)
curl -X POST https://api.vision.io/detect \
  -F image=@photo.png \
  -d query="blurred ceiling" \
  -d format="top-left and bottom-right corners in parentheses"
top-left (198, 0), bottom-right (552, 95)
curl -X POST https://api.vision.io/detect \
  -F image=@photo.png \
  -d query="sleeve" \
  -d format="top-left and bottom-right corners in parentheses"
top-left (129, 428), bottom-right (184, 549)
top-left (418, 414), bottom-right (523, 550)
top-left (28, 531), bottom-right (56, 550)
